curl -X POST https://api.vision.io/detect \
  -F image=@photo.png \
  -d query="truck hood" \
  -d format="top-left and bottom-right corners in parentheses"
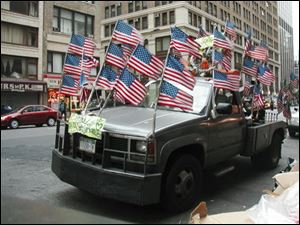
top-left (99, 106), bottom-right (202, 138)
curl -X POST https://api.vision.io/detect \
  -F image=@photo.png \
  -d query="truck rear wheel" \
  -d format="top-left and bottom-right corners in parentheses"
top-left (251, 132), bottom-right (282, 170)
top-left (161, 154), bottom-right (203, 213)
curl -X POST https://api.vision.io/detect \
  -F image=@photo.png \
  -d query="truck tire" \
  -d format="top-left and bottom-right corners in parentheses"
top-left (251, 132), bottom-right (282, 170)
top-left (161, 154), bottom-right (203, 213)
top-left (288, 129), bottom-right (296, 137)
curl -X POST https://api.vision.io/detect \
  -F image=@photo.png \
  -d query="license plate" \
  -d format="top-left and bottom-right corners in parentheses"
top-left (79, 137), bottom-right (96, 154)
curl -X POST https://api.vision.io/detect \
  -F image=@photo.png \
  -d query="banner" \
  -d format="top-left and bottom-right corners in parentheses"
top-left (195, 35), bottom-right (214, 49)
top-left (68, 113), bottom-right (105, 140)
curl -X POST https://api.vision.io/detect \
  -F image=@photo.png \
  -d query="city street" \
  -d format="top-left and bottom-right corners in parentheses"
top-left (1, 125), bottom-right (299, 224)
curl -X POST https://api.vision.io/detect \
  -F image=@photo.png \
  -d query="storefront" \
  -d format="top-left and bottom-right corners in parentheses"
top-left (1, 79), bottom-right (47, 110)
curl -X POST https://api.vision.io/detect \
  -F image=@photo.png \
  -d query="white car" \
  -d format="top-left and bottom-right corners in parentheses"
top-left (287, 106), bottom-right (299, 137)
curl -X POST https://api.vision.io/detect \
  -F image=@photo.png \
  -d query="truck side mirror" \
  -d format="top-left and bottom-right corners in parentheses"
top-left (216, 103), bottom-right (232, 115)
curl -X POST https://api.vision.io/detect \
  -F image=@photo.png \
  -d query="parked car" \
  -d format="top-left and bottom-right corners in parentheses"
top-left (1, 105), bottom-right (58, 129)
top-left (287, 105), bottom-right (299, 137)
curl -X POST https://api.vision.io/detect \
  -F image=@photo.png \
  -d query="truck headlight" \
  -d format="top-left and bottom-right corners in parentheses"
top-left (136, 141), bottom-right (147, 153)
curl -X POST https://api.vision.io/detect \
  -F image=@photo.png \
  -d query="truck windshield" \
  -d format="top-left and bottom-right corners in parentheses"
top-left (146, 79), bottom-right (212, 116)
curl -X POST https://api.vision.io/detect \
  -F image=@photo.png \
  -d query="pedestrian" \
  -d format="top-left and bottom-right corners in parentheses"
top-left (59, 100), bottom-right (66, 119)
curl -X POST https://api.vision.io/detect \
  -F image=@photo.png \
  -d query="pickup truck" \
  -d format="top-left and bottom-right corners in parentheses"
top-left (52, 78), bottom-right (287, 213)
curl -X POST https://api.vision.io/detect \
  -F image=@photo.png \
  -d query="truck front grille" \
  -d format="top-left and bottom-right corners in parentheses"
top-left (107, 136), bottom-right (128, 152)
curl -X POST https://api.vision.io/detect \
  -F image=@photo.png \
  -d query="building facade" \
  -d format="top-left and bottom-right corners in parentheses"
top-left (1, 1), bottom-right (47, 109)
top-left (99, 1), bottom-right (281, 94)
top-left (278, 1), bottom-right (294, 88)
top-left (1, 1), bottom-right (282, 109)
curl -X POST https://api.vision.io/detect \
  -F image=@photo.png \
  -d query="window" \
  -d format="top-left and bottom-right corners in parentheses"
top-left (142, 16), bottom-right (148, 29)
top-left (142, 1), bottom-right (147, 9)
top-left (104, 25), bottom-right (110, 37)
top-left (155, 13), bottom-right (160, 27)
top-left (53, 7), bottom-right (94, 36)
top-left (47, 52), bottom-right (65, 74)
top-left (117, 3), bottom-right (122, 16)
top-left (135, 1), bottom-right (140, 11)
top-left (111, 5), bottom-right (116, 17)
top-left (74, 13), bottom-right (85, 35)
top-left (1, 22), bottom-right (38, 47)
top-left (135, 18), bottom-right (141, 30)
top-left (169, 11), bottom-right (175, 24)
top-left (4, 1), bottom-right (38, 17)
top-left (1, 55), bottom-right (38, 79)
top-left (105, 6), bottom-right (109, 19)
top-left (60, 9), bottom-right (72, 35)
top-left (128, 2), bottom-right (133, 13)
top-left (156, 36), bottom-right (170, 59)
top-left (162, 12), bottom-right (168, 26)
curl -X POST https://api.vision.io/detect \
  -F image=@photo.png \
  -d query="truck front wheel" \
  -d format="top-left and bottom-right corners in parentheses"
top-left (251, 132), bottom-right (282, 170)
top-left (161, 154), bottom-right (203, 213)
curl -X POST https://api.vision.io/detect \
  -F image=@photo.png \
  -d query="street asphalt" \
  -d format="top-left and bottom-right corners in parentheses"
top-left (1, 125), bottom-right (299, 223)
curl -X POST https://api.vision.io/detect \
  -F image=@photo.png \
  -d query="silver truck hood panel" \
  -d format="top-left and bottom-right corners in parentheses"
top-left (99, 106), bottom-right (201, 138)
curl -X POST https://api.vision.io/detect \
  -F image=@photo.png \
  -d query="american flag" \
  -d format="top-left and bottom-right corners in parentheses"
top-left (105, 43), bottom-right (125, 69)
top-left (257, 65), bottom-right (275, 86)
top-left (278, 86), bottom-right (294, 114)
top-left (243, 75), bottom-right (252, 96)
top-left (113, 90), bottom-right (126, 104)
top-left (225, 21), bottom-right (237, 42)
top-left (170, 26), bottom-right (201, 58)
top-left (163, 55), bottom-right (195, 91)
top-left (213, 28), bottom-right (232, 50)
top-left (213, 70), bottom-right (240, 92)
top-left (80, 87), bottom-right (89, 103)
top-left (290, 72), bottom-right (299, 89)
top-left (68, 34), bottom-right (95, 58)
top-left (253, 84), bottom-right (264, 109)
top-left (171, 47), bottom-right (182, 60)
top-left (112, 20), bottom-right (143, 47)
top-left (115, 68), bottom-right (147, 106)
top-left (277, 88), bottom-right (284, 113)
top-left (247, 41), bottom-right (268, 61)
top-left (158, 81), bottom-right (193, 111)
top-left (64, 54), bottom-right (89, 77)
top-left (197, 25), bottom-right (210, 38)
top-left (127, 44), bottom-right (164, 80)
top-left (82, 55), bottom-right (99, 68)
top-left (283, 104), bottom-right (291, 119)
top-left (223, 49), bottom-right (232, 71)
top-left (121, 44), bottom-right (134, 60)
top-left (214, 50), bottom-right (231, 71)
top-left (61, 75), bottom-right (79, 96)
top-left (97, 65), bottom-right (118, 90)
top-left (243, 30), bottom-right (252, 57)
top-left (242, 58), bottom-right (258, 77)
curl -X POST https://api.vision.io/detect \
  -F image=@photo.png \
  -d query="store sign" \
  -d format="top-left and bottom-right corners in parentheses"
top-left (1, 82), bottom-right (45, 92)
top-left (47, 78), bottom-right (61, 88)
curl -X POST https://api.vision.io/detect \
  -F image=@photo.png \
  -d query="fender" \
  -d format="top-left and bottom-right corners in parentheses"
top-left (158, 133), bottom-right (208, 173)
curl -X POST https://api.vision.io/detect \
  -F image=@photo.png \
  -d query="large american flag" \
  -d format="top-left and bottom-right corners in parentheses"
top-left (97, 65), bottom-right (118, 90)
top-left (163, 55), bottom-right (195, 91)
top-left (257, 65), bottom-right (275, 86)
top-left (213, 70), bottom-right (240, 92)
top-left (64, 54), bottom-right (89, 77)
top-left (242, 58), bottom-right (258, 77)
top-left (158, 81), bottom-right (193, 111)
top-left (253, 84), bottom-right (264, 109)
top-left (243, 30), bottom-right (252, 57)
top-left (290, 72), bottom-right (299, 89)
top-left (61, 75), bottom-right (79, 96)
top-left (115, 68), bottom-right (147, 106)
top-left (225, 21), bottom-right (237, 42)
top-left (112, 20), bottom-right (143, 47)
top-left (214, 50), bottom-right (231, 71)
top-left (213, 29), bottom-right (232, 50)
top-left (82, 55), bottom-right (99, 69)
top-left (170, 26), bottom-right (201, 58)
top-left (105, 43), bottom-right (125, 69)
top-left (68, 34), bottom-right (95, 58)
top-left (127, 44), bottom-right (164, 80)
top-left (247, 41), bottom-right (268, 61)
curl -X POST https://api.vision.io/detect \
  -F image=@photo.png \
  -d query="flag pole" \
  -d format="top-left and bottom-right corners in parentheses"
top-left (82, 21), bottom-right (119, 114)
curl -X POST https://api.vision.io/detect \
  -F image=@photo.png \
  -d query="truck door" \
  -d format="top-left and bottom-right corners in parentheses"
top-left (207, 89), bottom-right (246, 164)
